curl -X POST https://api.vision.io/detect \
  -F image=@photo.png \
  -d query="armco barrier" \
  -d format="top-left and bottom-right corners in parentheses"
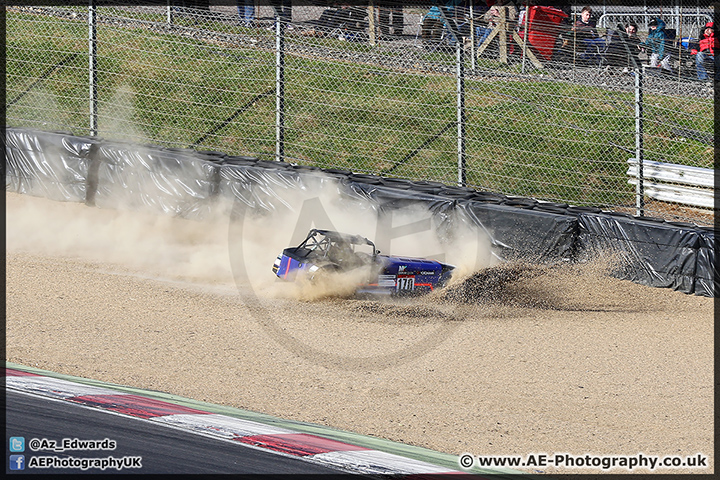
top-left (3, 127), bottom-right (714, 297)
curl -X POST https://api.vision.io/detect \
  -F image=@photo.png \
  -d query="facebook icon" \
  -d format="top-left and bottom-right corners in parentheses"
top-left (9, 454), bottom-right (25, 470)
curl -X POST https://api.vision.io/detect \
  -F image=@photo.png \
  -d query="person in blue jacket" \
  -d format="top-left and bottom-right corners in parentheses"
top-left (421, 0), bottom-right (462, 48)
top-left (640, 18), bottom-right (672, 72)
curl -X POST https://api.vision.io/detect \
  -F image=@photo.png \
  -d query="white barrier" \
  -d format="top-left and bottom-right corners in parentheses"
top-left (627, 158), bottom-right (715, 209)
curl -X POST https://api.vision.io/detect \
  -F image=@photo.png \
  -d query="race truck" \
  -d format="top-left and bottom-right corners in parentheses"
top-left (272, 229), bottom-right (454, 296)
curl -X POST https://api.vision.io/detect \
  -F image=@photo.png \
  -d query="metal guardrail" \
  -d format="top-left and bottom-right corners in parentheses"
top-left (598, 13), bottom-right (713, 36)
top-left (627, 158), bottom-right (715, 209)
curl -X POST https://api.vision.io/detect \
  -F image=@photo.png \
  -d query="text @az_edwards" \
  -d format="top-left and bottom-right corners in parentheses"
top-left (28, 437), bottom-right (116, 452)
top-left (458, 452), bottom-right (708, 471)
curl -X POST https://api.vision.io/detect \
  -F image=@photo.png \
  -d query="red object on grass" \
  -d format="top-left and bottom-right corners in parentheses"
top-left (522, 6), bottom-right (568, 61)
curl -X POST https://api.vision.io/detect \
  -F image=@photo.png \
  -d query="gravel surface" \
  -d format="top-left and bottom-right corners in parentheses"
top-left (6, 192), bottom-right (713, 475)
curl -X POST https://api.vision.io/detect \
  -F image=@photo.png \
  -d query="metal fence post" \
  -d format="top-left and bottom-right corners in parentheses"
top-left (634, 66), bottom-right (644, 217)
top-left (469, 4), bottom-right (476, 71)
top-left (89, 1), bottom-right (98, 137)
top-left (456, 41), bottom-right (466, 187)
top-left (275, 13), bottom-right (285, 162)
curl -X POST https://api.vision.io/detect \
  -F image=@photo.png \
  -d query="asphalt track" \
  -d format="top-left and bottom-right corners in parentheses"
top-left (5, 390), bottom-right (342, 475)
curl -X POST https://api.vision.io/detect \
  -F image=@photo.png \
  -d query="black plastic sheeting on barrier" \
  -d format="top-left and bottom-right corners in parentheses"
top-left (3, 127), bottom-right (716, 297)
top-left (91, 142), bottom-right (223, 221)
top-left (695, 228), bottom-right (716, 297)
top-left (218, 162), bottom-right (324, 216)
top-left (5, 127), bottom-right (98, 202)
top-left (458, 201), bottom-right (578, 262)
top-left (576, 214), bottom-right (701, 294)
top-left (341, 181), bottom-right (578, 264)
top-left (333, 182), bottom-right (469, 258)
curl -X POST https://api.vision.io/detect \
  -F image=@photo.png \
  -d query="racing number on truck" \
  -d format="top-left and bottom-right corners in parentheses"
top-left (396, 276), bottom-right (415, 292)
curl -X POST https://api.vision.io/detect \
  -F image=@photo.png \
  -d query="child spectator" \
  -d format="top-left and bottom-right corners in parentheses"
top-left (640, 18), bottom-right (672, 73)
top-left (690, 21), bottom-right (718, 81)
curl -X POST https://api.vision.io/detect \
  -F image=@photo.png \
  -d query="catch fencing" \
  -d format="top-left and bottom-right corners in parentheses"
top-left (5, 2), bottom-right (715, 225)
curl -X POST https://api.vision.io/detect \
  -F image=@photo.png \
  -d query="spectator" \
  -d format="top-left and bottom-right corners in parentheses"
top-left (421, 6), bottom-right (444, 47)
top-left (469, 1), bottom-right (491, 44)
top-left (622, 23), bottom-right (641, 68)
top-left (606, 22), bottom-right (640, 69)
top-left (691, 21), bottom-right (718, 81)
top-left (237, 0), bottom-right (254, 27)
top-left (570, 5), bottom-right (605, 64)
top-left (572, 5), bottom-right (597, 42)
top-left (625, 23), bottom-right (640, 44)
top-left (640, 18), bottom-right (672, 72)
top-left (479, 0), bottom-right (517, 53)
top-left (483, 0), bottom-right (517, 32)
top-left (421, 1), bottom-right (464, 49)
top-left (378, 2), bottom-right (404, 37)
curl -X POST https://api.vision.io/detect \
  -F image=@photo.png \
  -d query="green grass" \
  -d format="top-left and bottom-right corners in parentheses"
top-left (5, 10), bottom-right (714, 209)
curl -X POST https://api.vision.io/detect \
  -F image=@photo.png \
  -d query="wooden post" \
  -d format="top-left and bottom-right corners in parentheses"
top-left (476, 26), bottom-right (501, 57)
top-left (498, 8), bottom-right (507, 63)
top-left (368, 0), bottom-right (376, 46)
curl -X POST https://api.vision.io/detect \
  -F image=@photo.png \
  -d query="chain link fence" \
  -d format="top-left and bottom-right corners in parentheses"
top-left (5, 2), bottom-right (715, 225)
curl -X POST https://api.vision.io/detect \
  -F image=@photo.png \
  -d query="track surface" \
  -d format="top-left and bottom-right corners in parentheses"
top-left (5, 390), bottom-right (340, 474)
top-left (5, 192), bottom-right (714, 474)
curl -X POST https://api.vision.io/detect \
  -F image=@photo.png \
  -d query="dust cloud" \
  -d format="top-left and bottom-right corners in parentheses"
top-left (6, 192), bottom-right (236, 286)
top-left (7, 173), bottom-right (497, 301)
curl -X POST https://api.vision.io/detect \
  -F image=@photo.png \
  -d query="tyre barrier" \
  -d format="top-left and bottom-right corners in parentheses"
top-left (504, 197), bottom-right (538, 209)
top-left (468, 191), bottom-right (507, 204)
top-left (5, 128), bottom-right (97, 203)
top-left (566, 205), bottom-right (603, 215)
top-left (347, 173), bottom-right (384, 185)
top-left (380, 178), bottom-right (414, 189)
top-left (4, 127), bottom-right (715, 297)
top-left (223, 155), bottom-right (260, 166)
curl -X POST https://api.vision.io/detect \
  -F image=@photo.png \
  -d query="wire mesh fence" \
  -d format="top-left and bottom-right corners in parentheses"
top-left (5, 2), bottom-right (715, 225)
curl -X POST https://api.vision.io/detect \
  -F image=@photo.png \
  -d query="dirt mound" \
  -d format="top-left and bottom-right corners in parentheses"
top-left (441, 262), bottom-right (553, 305)
top-left (438, 259), bottom-right (637, 313)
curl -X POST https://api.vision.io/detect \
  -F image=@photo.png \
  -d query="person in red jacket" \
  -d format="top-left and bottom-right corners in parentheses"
top-left (691, 21), bottom-right (718, 81)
